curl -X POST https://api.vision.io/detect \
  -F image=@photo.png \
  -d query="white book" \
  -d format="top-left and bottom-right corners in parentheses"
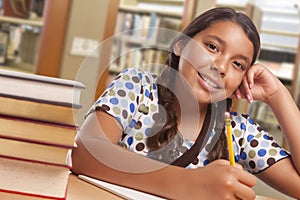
top-left (0, 69), bottom-right (85, 107)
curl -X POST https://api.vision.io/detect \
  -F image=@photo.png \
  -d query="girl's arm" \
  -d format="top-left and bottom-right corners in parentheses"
top-left (239, 64), bottom-right (300, 198)
top-left (71, 111), bottom-right (256, 200)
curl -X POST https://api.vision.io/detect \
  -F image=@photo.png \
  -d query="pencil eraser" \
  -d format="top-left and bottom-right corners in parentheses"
top-left (224, 112), bottom-right (230, 118)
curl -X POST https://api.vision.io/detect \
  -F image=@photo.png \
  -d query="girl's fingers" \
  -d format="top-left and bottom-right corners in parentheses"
top-left (234, 88), bottom-right (242, 99)
top-left (242, 77), bottom-right (253, 103)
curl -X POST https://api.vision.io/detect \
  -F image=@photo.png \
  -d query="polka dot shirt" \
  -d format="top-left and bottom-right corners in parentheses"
top-left (88, 68), bottom-right (290, 174)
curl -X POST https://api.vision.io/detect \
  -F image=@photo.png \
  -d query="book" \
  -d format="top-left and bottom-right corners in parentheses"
top-left (0, 69), bottom-right (85, 107)
top-left (0, 114), bottom-right (77, 147)
top-left (0, 157), bottom-right (69, 200)
top-left (78, 175), bottom-right (166, 200)
top-left (0, 95), bottom-right (79, 126)
top-left (0, 137), bottom-right (72, 167)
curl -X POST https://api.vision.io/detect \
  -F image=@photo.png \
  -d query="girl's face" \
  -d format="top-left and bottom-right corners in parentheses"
top-left (176, 20), bottom-right (254, 104)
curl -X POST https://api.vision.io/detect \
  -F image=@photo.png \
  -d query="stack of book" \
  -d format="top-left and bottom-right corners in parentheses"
top-left (0, 69), bottom-right (85, 199)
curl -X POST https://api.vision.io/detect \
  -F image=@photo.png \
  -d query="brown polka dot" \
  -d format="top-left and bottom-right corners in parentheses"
top-left (100, 104), bottom-right (110, 111)
top-left (231, 120), bottom-right (236, 128)
top-left (122, 110), bottom-right (128, 119)
top-left (238, 138), bottom-right (244, 146)
top-left (134, 121), bottom-right (142, 129)
top-left (152, 113), bottom-right (161, 121)
top-left (145, 76), bottom-right (150, 83)
top-left (242, 114), bottom-right (248, 119)
top-left (136, 143), bottom-right (145, 151)
top-left (132, 76), bottom-right (140, 83)
top-left (192, 158), bottom-right (199, 165)
top-left (149, 92), bottom-right (153, 101)
top-left (140, 86), bottom-right (144, 94)
top-left (271, 142), bottom-right (279, 148)
top-left (267, 158), bottom-right (275, 166)
top-left (250, 139), bottom-right (259, 147)
top-left (117, 89), bottom-right (126, 97)
top-left (249, 160), bottom-right (256, 169)
top-left (101, 91), bottom-right (108, 97)
top-left (257, 126), bottom-right (263, 132)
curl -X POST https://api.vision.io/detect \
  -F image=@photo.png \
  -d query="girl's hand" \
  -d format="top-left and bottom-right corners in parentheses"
top-left (187, 159), bottom-right (256, 200)
top-left (233, 63), bottom-right (283, 103)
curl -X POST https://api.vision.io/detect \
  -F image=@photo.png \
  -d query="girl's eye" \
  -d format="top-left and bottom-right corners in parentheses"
top-left (233, 61), bottom-right (245, 70)
top-left (207, 43), bottom-right (218, 52)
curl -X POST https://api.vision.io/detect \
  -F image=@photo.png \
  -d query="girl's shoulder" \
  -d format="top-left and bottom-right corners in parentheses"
top-left (230, 111), bottom-right (254, 124)
top-left (117, 67), bottom-right (158, 83)
top-left (229, 111), bottom-right (260, 133)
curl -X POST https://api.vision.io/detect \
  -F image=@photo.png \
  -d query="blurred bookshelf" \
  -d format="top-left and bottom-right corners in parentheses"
top-left (108, 1), bottom-right (183, 75)
top-left (0, 0), bottom-right (45, 74)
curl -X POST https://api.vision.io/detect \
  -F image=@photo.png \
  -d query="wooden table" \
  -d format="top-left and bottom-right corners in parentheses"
top-left (66, 174), bottom-right (279, 200)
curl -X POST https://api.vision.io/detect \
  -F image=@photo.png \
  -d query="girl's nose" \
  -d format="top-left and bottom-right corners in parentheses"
top-left (212, 58), bottom-right (227, 77)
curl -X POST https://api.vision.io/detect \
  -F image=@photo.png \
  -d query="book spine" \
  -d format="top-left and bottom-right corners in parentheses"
top-left (0, 155), bottom-right (72, 169)
top-left (0, 135), bottom-right (75, 149)
top-left (0, 188), bottom-right (66, 200)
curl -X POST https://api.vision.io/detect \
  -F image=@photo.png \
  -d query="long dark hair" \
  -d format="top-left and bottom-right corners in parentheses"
top-left (146, 7), bottom-right (260, 162)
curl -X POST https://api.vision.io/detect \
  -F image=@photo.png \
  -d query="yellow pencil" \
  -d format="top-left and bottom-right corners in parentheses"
top-left (225, 112), bottom-right (235, 166)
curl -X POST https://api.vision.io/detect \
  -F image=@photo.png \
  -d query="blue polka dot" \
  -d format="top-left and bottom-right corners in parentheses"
top-left (240, 122), bottom-right (246, 130)
top-left (143, 117), bottom-right (151, 125)
top-left (115, 81), bottom-right (123, 88)
top-left (263, 134), bottom-right (271, 140)
top-left (261, 140), bottom-right (269, 147)
top-left (125, 82), bottom-right (134, 90)
top-left (127, 137), bottom-right (133, 145)
top-left (101, 98), bottom-right (108, 103)
top-left (257, 159), bottom-right (265, 168)
top-left (248, 117), bottom-right (255, 125)
top-left (280, 150), bottom-right (288, 156)
top-left (235, 155), bottom-right (240, 162)
top-left (138, 73), bottom-right (143, 79)
top-left (247, 134), bottom-right (254, 142)
top-left (120, 99), bottom-right (128, 108)
top-left (145, 128), bottom-right (151, 136)
top-left (130, 103), bottom-right (135, 113)
top-left (152, 83), bottom-right (156, 89)
top-left (115, 116), bottom-right (121, 124)
top-left (95, 99), bottom-right (101, 105)
top-left (248, 126), bottom-right (256, 133)
top-left (233, 144), bottom-right (238, 152)
top-left (129, 119), bottom-right (136, 128)
top-left (232, 134), bottom-right (235, 142)
top-left (110, 98), bottom-right (119, 105)
top-left (203, 159), bottom-right (210, 166)
top-left (145, 89), bottom-right (150, 98)
top-left (258, 149), bottom-right (266, 157)
top-left (231, 112), bottom-right (238, 116)
top-left (108, 82), bottom-right (114, 88)
top-left (240, 151), bottom-right (247, 160)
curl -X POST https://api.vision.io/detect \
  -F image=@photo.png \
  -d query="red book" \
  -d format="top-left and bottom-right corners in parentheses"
top-left (0, 114), bottom-right (77, 148)
top-left (0, 157), bottom-right (70, 199)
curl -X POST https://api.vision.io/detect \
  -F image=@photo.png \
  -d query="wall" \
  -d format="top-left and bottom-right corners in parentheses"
top-left (59, 0), bottom-right (118, 125)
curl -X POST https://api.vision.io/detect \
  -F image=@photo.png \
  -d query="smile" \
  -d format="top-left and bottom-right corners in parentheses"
top-left (198, 72), bottom-right (222, 90)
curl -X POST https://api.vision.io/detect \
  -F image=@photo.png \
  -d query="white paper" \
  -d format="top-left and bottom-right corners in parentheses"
top-left (78, 175), bottom-right (166, 200)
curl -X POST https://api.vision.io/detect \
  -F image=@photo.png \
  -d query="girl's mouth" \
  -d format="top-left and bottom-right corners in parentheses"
top-left (198, 72), bottom-right (222, 91)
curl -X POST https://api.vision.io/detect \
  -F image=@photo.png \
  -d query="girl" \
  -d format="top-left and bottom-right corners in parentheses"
top-left (71, 7), bottom-right (300, 199)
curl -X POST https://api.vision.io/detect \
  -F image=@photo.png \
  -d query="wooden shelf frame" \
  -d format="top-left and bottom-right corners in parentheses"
top-left (0, 16), bottom-right (43, 27)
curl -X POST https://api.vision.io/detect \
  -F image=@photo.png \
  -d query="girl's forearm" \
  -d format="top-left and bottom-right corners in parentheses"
top-left (71, 136), bottom-right (187, 199)
top-left (267, 84), bottom-right (300, 174)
